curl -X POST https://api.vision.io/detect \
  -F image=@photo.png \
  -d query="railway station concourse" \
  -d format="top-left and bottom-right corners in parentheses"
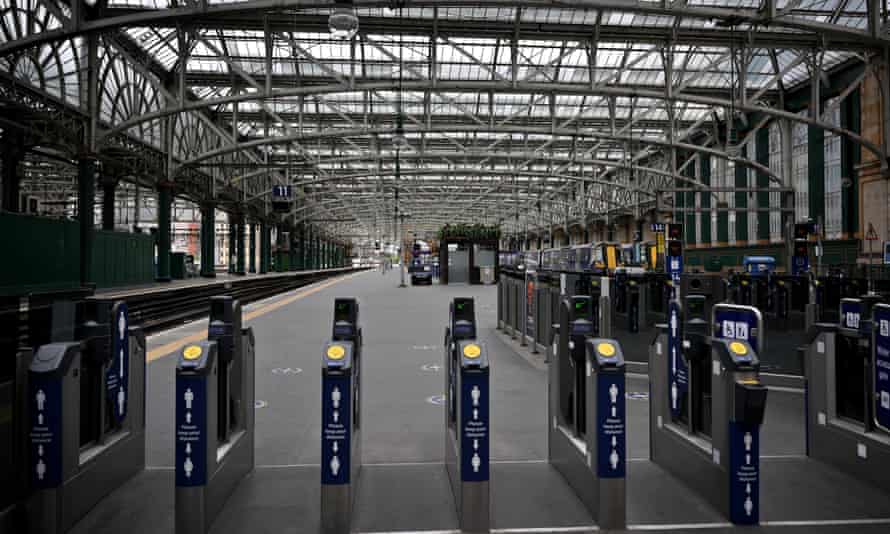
top-left (3, 1), bottom-right (890, 533)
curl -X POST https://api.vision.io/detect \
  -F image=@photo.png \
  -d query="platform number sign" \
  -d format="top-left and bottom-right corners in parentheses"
top-left (873, 305), bottom-right (890, 432)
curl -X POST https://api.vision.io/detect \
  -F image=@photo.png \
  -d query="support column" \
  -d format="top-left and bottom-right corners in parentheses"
top-left (228, 214), bottom-right (237, 274)
top-left (78, 157), bottom-right (98, 286)
top-left (1, 135), bottom-right (25, 213)
top-left (235, 213), bottom-right (246, 275)
top-left (259, 220), bottom-right (270, 274)
top-left (156, 182), bottom-right (173, 282)
top-left (315, 235), bottom-right (321, 270)
top-left (306, 226), bottom-right (313, 269)
top-left (249, 221), bottom-right (257, 273)
top-left (200, 203), bottom-right (216, 277)
top-left (100, 178), bottom-right (118, 231)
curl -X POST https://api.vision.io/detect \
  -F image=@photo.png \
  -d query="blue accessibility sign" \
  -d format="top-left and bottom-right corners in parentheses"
top-left (106, 302), bottom-right (129, 423)
top-left (729, 422), bottom-right (759, 524)
top-left (873, 304), bottom-right (890, 432)
top-left (596, 373), bottom-right (626, 478)
top-left (29, 375), bottom-right (62, 488)
top-left (322, 374), bottom-right (351, 485)
top-left (176, 375), bottom-right (207, 487)
top-left (460, 372), bottom-right (489, 482)
top-left (668, 300), bottom-right (687, 419)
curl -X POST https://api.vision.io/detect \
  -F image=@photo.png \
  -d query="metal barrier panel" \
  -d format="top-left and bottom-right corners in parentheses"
top-left (26, 300), bottom-right (146, 534)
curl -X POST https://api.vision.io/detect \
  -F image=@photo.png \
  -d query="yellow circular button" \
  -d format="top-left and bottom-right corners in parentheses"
top-left (327, 345), bottom-right (345, 360)
top-left (597, 342), bottom-right (616, 357)
top-left (463, 344), bottom-right (481, 359)
top-left (183, 345), bottom-right (202, 360)
top-left (729, 341), bottom-right (748, 356)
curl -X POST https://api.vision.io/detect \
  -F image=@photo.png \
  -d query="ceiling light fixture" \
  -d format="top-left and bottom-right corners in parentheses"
top-left (329, 0), bottom-right (359, 40)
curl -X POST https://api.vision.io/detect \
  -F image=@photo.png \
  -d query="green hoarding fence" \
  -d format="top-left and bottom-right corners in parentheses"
top-left (0, 213), bottom-right (155, 296)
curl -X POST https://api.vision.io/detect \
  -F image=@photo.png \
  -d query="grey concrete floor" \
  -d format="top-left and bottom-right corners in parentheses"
top-left (70, 269), bottom-right (890, 534)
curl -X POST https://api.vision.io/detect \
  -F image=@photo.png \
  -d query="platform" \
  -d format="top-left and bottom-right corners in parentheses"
top-left (68, 269), bottom-right (890, 534)
top-left (94, 268), bottom-right (358, 299)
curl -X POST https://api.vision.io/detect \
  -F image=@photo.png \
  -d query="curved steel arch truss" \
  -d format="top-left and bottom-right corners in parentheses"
top-left (0, 0), bottom-right (888, 244)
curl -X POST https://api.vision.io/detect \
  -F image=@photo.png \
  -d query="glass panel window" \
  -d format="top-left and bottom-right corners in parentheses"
top-left (824, 99), bottom-right (843, 240)
top-left (768, 122), bottom-right (783, 243)
top-left (747, 138), bottom-right (758, 243)
top-left (792, 112), bottom-right (809, 223)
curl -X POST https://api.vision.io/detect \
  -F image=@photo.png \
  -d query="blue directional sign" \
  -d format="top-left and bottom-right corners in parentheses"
top-left (460, 371), bottom-right (489, 482)
top-left (321, 374), bottom-right (351, 485)
top-left (729, 422), bottom-right (760, 524)
top-left (596, 373), bottom-right (625, 478)
top-left (29, 375), bottom-right (62, 488)
top-left (176, 376), bottom-right (207, 486)
top-left (107, 303), bottom-right (129, 423)
top-left (667, 300), bottom-right (688, 419)
top-left (873, 304), bottom-right (890, 432)
top-left (840, 299), bottom-right (862, 331)
top-left (713, 306), bottom-right (761, 355)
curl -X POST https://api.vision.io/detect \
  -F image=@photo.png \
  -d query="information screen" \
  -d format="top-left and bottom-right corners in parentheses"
top-left (574, 299), bottom-right (589, 315)
top-left (334, 300), bottom-right (354, 323)
top-left (686, 296), bottom-right (705, 318)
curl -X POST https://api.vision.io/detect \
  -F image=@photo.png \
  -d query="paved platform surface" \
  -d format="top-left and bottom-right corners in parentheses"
top-left (70, 269), bottom-right (890, 533)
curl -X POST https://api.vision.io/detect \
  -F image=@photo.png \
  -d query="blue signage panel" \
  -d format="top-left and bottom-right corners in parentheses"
top-left (840, 300), bottom-right (862, 331)
top-left (176, 375), bottom-right (208, 486)
top-left (873, 305), bottom-right (890, 432)
top-left (29, 375), bottom-right (62, 488)
top-left (322, 374), bottom-right (351, 485)
top-left (714, 307), bottom-right (760, 354)
top-left (596, 373), bottom-right (626, 478)
top-left (650, 223), bottom-right (666, 233)
top-left (729, 422), bottom-right (760, 525)
top-left (791, 253), bottom-right (809, 276)
top-left (460, 370), bottom-right (489, 482)
top-left (107, 303), bottom-right (129, 423)
top-left (668, 300), bottom-right (688, 418)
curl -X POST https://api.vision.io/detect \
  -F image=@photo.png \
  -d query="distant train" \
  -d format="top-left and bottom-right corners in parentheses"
top-left (499, 241), bottom-right (658, 275)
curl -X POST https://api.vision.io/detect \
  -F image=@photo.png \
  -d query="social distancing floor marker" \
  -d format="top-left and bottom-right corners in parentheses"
top-left (146, 271), bottom-right (367, 363)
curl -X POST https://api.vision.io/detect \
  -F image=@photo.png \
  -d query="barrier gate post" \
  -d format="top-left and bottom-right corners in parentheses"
top-left (26, 300), bottom-right (146, 534)
top-left (175, 297), bottom-right (255, 534)
top-left (445, 297), bottom-right (490, 532)
top-left (321, 298), bottom-right (362, 534)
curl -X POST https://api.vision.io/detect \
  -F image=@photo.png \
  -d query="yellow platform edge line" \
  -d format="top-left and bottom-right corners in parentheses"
top-left (146, 271), bottom-right (366, 363)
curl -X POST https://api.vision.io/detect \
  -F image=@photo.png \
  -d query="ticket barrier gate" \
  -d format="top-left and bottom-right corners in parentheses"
top-left (650, 303), bottom-right (768, 525)
top-left (175, 296), bottom-right (255, 534)
top-left (548, 294), bottom-right (626, 529)
top-left (804, 296), bottom-right (890, 494)
top-left (26, 300), bottom-right (146, 534)
top-left (613, 271), bottom-right (646, 334)
top-left (444, 297), bottom-right (490, 532)
top-left (321, 298), bottom-right (363, 534)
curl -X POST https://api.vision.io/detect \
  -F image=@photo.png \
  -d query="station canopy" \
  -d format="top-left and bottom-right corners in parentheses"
top-left (1, 0), bottom-right (886, 238)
